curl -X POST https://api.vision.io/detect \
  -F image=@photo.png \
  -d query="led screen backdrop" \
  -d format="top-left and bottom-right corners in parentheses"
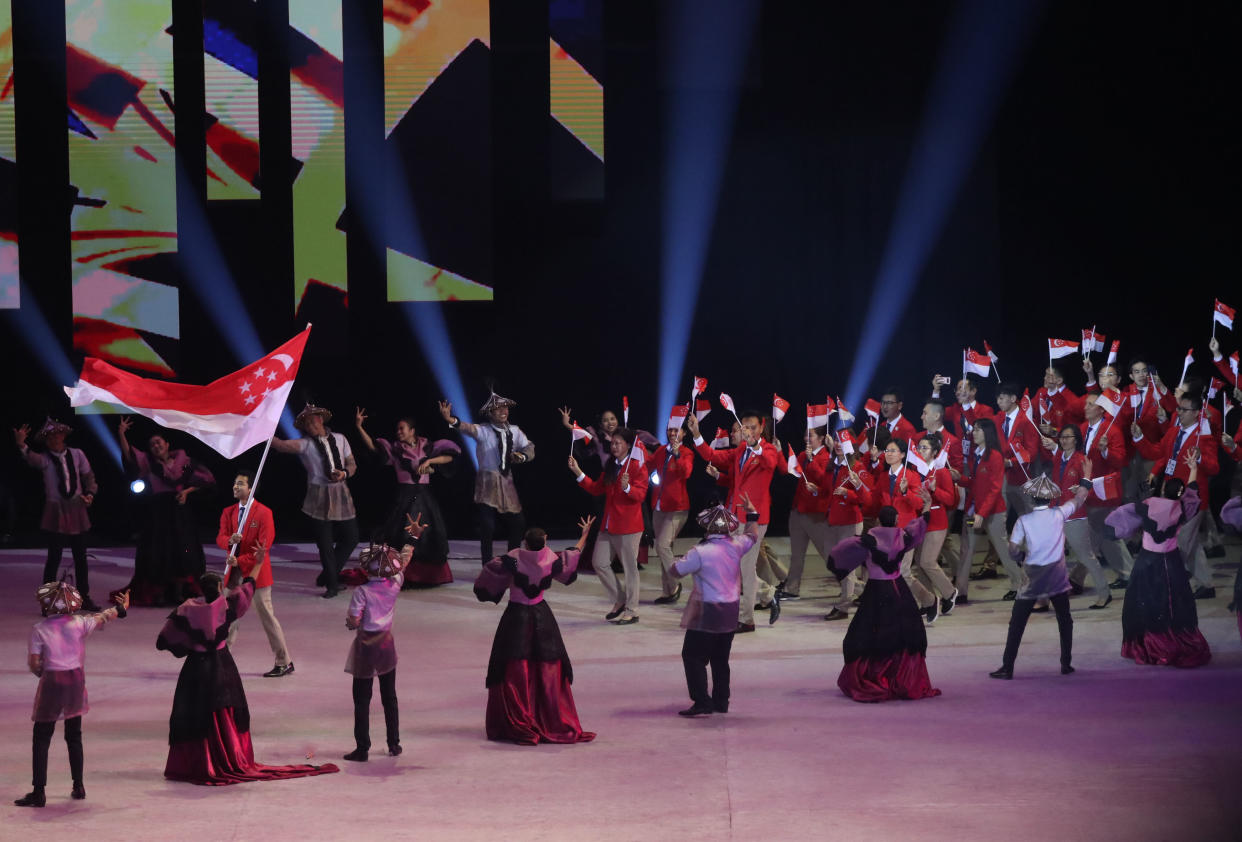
top-left (549, 0), bottom-right (603, 201)
top-left (65, 0), bottom-right (181, 376)
top-left (203, 0), bottom-right (261, 201)
top-left (1, 1), bottom-right (19, 309)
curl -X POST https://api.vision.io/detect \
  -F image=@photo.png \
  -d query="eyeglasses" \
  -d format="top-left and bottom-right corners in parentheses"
top-left (1057, 434), bottom-right (1077, 440)
top-left (881, 400), bottom-right (899, 406)
top-left (1176, 406), bottom-right (1197, 413)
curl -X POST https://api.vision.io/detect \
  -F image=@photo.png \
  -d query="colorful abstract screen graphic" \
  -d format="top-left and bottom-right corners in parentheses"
top-left (549, 0), bottom-right (603, 201)
top-left (383, 0), bottom-right (493, 302)
top-left (66, 0), bottom-right (180, 376)
top-left (203, 0), bottom-right (261, 201)
top-left (1, 1), bottom-right (18, 309)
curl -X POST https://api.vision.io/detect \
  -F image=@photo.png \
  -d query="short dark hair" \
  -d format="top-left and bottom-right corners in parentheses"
top-left (884, 437), bottom-right (909, 456)
top-left (882, 388), bottom-right (903, 403)
top-left (997, 382), bottom-right (1023, 401)
top-left (960, 374), bottom-right (980, 391)
top-left (877, 506), bottom-right (898, 528)
top-left (920, 432), bottom-right (943, 454)
top-left (974, 417), bottom-right (1001, 453)
top-left (1058, 424), bottom-right (1082, 451)
top-left (809, 425), bottom-right (828, 439)
top-left (523, 528), bottom-right (547, 551)
top-left (234, 470), bottom-right (255, 487)
top-left (1179, 393), bottom-right (1203, 411)
top-left (199, 572), bottom-right (223, 602)
top-left (924, 399), bottom-right (946, 422)
top-left (738, 409), bottom-right (764, 424)
top-left (1046, 363), bottom-right (1066, 380)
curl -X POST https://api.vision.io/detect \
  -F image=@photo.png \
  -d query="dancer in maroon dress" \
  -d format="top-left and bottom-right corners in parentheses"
top-left (157, 563), bottom-right (339, 784)
top-left (828, 495), bottom-right (942, 702)
top-left (473, 516), bottom-right (596, 745)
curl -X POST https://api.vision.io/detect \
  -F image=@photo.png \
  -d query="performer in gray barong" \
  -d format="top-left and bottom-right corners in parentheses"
top-left (439, 390), bottom-right (535, 564)
top-left (989, 467), bottom-right (1092, 680)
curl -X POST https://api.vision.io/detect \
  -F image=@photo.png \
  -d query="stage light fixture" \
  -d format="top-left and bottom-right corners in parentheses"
top-left (130, 479), bottom-right (147, 494)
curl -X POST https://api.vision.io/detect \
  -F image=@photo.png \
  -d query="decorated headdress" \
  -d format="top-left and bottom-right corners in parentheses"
top-left (359, 544), bottom-right (405, 579)
top-left (37, 580), bottom-right (82, 615)
top-left (479, 391), bottom-right (517, 415)
top-left (1021, 473), bottom-right (1061, 501)
top-left (696, 504), bottom-right (740, 536)
top-left (34, 417), bottom-right (73, 441)
top-left (294, 403), bottom-right (332, 431)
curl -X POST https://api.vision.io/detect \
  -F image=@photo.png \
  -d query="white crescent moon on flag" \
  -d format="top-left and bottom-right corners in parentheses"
top-left (270, 354), bottom-right (295, 370)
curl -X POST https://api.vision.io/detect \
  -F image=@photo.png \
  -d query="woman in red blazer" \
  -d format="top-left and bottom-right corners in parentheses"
top-left (1043, 425), bottom-right (1111, 608)
top-left (956, 418), bottom-right (1022, 602)
top-left (569, 428), bottom-right (649, 625)
top-left (869, 438), bottom-right (924, 527)
top-left (810, 440), bottom-right (874, 621)
top-left (648, 423), bottom-right (695, 604)
top-left (911, 434), bottom-right (960, 621)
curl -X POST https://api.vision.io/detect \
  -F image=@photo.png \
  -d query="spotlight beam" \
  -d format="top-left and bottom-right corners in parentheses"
top-left (842, 0), bottom-right (1045, 411)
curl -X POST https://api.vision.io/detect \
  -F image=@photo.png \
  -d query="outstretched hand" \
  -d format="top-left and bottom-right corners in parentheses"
top-left (118, 416), bottom-right (133, 435)
top-left (558, 406), bottom-right (573, 430)
top-left (577, 515), bottom-right (596, 534)
top-left (112, 589), bottom-right (131, 612)
top-left (14, 424), bottom-right (29, 447)
top-left (438, 400), bottom-right (453, 422)
top-left (405, 512), bottom-right (427, 539)
top-left (355, 407), bottom-right (367, 428)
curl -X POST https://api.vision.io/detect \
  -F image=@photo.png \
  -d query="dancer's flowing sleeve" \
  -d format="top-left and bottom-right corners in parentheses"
top-left (226, 578), bottom-right (256, 620)
top-left (827, 537), bottom-right (868, 578)
top-left (1180, 483), bottom-right (1201, 520)
top-left (1221, 496), bottom-right (1242, 533)
top-left (1103, 503), bottom-right (1142, 540)
top-left (473, 559), bottom-right (513, 603)
top-left (901, 513), bottom-right (929, 552)
top-left (670, 546), bottom-right (702, 579)
top-left (555, 549), bottom-right (581, 585)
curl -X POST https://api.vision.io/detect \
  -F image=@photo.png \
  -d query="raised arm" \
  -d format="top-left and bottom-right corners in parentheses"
top-left (269, 436), bottom-right (303, 454)
top-left (355, 407), bottom-right (377, 452)
top-left (440, 400), bottom-right (479, 438)
top-left (117, 416), bottom-right (136, 464)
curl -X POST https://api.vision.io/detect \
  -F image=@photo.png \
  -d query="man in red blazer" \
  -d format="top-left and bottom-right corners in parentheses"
top-left (995, 383), bottom-right (1041, 519)
top-left (1133, 392), bottom-right (1220, 597)
top-left (1034, 364), bottom-right (1085, 436)
top-left (1072, 394), bottom-right (1136, 588)
top-left (220, 471), bottom-right (291, 677)
top-left (880, 388), bottom-right (916, 443)
top-left (932, 374), bottom-right (995, 441)
top-left (687, 410), bottom-right (781, 632)
top-left (1118, 356), bottom-right (1179, 499)
top-left (781, 425), bottom-right (835, 600)
top-left (649, 424), bottom-right (696, 604)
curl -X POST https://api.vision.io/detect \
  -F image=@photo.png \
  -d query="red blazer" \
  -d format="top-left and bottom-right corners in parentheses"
top-left (997, 409), bottom-right (1041, 486)
top-left (695, 438), bottom-right (781, 524)
top-left (912, 428), bottom-right (964, 475)
top-left (1046, 450), bottom-right (1087, 520)
top-left (923, 467), bottom-right (958, 531)
top-left (806, 459), bottom-right (873, 525)
top-left (1136, 421), bottom-right (1219, 511)
top-left (217, 501), bottom-right (275, 589)
top-left (648, 445), bottom-right (695, 513)
top-left (579, 458), bottom-right (649, 534)
top-left (883, 415), bottom-right (917, 444)
top-left (1227, 418), bottom-right (1242, 463)
top-left (1212, 354), bottom-right (1237, 387)
top-left (943, 401), bottom-right (994, 440)
top-left (1120, 384), bottom-right (1178, 448)
top-left (868, 465), bottom-right (924, 527)
top-left (792, 447), bottom-right (834, 515)
top-left (1078, 419), bottom-right (1127, 509)
top-left (963, 448), bottom-right (1005, 518)
top-left (1035, 386), bottom-right (1085, 431)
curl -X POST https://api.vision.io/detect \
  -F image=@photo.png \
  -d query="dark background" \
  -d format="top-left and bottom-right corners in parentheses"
top-left (2, 0), bottom-right (1237, 547)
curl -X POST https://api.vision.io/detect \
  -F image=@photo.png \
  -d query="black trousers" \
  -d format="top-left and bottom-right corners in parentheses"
top-left (312, 517), bottom-right (359, 590)
top-left (43, 532), bottom-right (90, 598)
top-left (682, 630), bottom-right (735, 710)
top-left (476, 504), bottom-right (524, 564)
top-left (352, 670), bottom-right (399, 752)
top-left (32, 716), bottom-right (83, 788)
top-left (1002, 592), bottom-right (1073, 669)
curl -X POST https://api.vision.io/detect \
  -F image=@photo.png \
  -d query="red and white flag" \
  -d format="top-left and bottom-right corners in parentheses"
top-left (694, 398), bottom-right (712, 421)
top-left (1214, 298), bottom-right (1235, 330)
top-left (1230, 351), bottom-right (1240, 383)
top-left (983, 340), bottom-right (998, 363)
top-left (711, 427), bottom-right (731, 449)
top-left (931, 448), bottom-right (949, 471)
top-left (786, 444), bottom-right (802, 478)
top-left (622, 395), bottom-right (629, 426)
top-left (836, 429), bottom-right (856, 455)
top-left (1178, 348), bottom-right (1194, 386)
top-left (1048, 338), bottom-right (1079, 359)
top-left (64, 327), bottom-right (310, 459)
top-left (1019, 388), bottom-right (1035, 424)
top-left (906, 446), bottom-right (931, 476)
top-left (807, 403), bottom-right (829, 429)
top-left (1208, 378), bottom-right (1224, 400)
top-left (963, 348), bottom-right (991, 378)
top-left (691, 376), bottom-right (708, 399)
top-left (1096, 388), bottom-right (1122, 418)
top-left (628, 436), bottom-right (646, 467)
top-left (571, 422), bottom-right (593, 444)
top-left (835, 397), bottom-right (853, 423)
top-left (667, 404), bottom-right (690, 431)
top-left (1107, 339), bottom-right (1120, 366)
top-left (719, 392), bottom-right (739, 420)
top-left (1090, 473), bottom-right (1123, 502)
top-left (772, 394), bottom-right (790, 423)
top-left (864, 398), bottom-right (882, 422)
top-left (1080, 328), bottom-right (1106, 354)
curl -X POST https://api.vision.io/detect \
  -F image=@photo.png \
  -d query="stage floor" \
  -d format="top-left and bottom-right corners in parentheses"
top-left (2, 537), bottom-right (1240, 841)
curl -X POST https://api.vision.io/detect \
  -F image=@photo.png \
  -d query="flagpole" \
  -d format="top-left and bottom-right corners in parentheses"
top-left (223, 435), bottom-right (275, 575)
top-left (1009, 440), bottom-right (1031, 481)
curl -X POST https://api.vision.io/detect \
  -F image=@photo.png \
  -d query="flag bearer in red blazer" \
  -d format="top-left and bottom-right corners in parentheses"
top-left (570, 429), bottom-right (649, 625)
top-left (649, 422), bottom-right (696, 605)
top-left (686, 410), bottom-right (781, 632)
top-left (956, 418), bottom-right (1022, 602)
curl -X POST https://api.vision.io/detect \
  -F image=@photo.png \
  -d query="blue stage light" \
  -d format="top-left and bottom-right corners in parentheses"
top-left (841, 0), bottom-right (1044, 411)
top-left (130, 478), bottom-right (146, 494)
top-left (655, 0), bottom-right (759, 434)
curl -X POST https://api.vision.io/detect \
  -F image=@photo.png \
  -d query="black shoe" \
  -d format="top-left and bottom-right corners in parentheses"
top-left (1205, 545), bottom-right (1226, 559)
top-left (343, 748), bottom-right (369, 762)
top-left (1068, 581), bottom-right (1084, 595)
top-left (263, 663), bottom-right (295, 677)
top-left (388, 744), bottom-right (402, 757)
top-left (954, 595), bottom-right (970, 607)
top-left (678, 704), bottom-right (714, 717)
top-left (923, 600), bottom-right (939, 625)
top-left (1109, 578), bottom-right (1128, 590)
top-left (1061, 664), bottom-right (1076, 675)
top-left (315, 573), bottom-right (326, 587)
top-left (15, 788), bottom-right (46, 807)
top-left (71, 782), bottom-right (85, 800)
top-left (823, 608), bottom-right (849, 621)
top-left (712, 701), bottom-right (729, 713)
top-left (321, 587), bottom-right (342, 599)
top-left (768, 594), bottom-right (781, 625)
top-left (80, 596), bottom-right (102, 612)
top-left (735, 622), bottom-right (756, 633)
top-left (1002, 590), bottom-right (1017, 601)
top-left (989, 667), bottom-right (1013, 680)
top-left (612, 611), bottom-right (640, 625)
top-left (776, 589), bottom-right (800, 601)
top-left (970, 568), bottom-right (999, 580)
top-left (604, 606), bottom-right (625, 621)
top-left (754, 601), bottom-right (771, 611)
top-left (1192, 586), bottom-right (1216, 600)
top-left (654, 584), bottom-right (682, 605)
top-left (940, 588), bottom-right (959, 616)
top-left (1089, 594), bottom-right (1113, 610)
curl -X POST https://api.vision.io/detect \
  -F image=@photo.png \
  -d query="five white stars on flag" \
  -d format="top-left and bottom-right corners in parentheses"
top-left (237, 359), bottom-right (286, 407)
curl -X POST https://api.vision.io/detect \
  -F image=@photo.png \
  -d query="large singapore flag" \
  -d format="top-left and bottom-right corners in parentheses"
top-left (65, 327), bottom-right (311, 459)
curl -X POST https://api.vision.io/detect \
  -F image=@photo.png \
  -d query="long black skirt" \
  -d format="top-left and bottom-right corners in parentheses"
top-left (486, 601), bottom-right (572, 689)
top-left (127, 493), bottom-right (206, 605)
top-left (376, 485), bottom-right (452, 588)
top-left (168, 648), bottom-right (250, 746)
top-left (841, 576), bottom-right (929, 663)
top-left (1121, 548), bottom-right (1211, 667)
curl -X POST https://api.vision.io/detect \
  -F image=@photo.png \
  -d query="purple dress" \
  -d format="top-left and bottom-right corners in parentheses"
top-left (125, 449), bottom-right (215, 605)
top-left (373, 437), bottom-right (459, 587)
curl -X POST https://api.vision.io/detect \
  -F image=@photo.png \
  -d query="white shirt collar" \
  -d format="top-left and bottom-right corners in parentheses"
top-left (959, 400), bottom-right (975, 411)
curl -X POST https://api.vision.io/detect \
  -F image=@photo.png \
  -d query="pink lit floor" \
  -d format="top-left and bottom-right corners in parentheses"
top-left (2, 538), bottom-right (1240, 841)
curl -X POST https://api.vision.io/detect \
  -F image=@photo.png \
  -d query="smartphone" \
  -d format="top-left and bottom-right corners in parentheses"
top-left (936, 376), bottom-right (951, 386)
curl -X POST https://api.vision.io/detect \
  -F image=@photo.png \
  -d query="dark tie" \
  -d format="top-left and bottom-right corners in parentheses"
top-left (1003, 416), bottom-right (1011, 438)
top-left (889, 473), bottom-right (897, 496)
top-left (740, 448), bottom-right (751, 471)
